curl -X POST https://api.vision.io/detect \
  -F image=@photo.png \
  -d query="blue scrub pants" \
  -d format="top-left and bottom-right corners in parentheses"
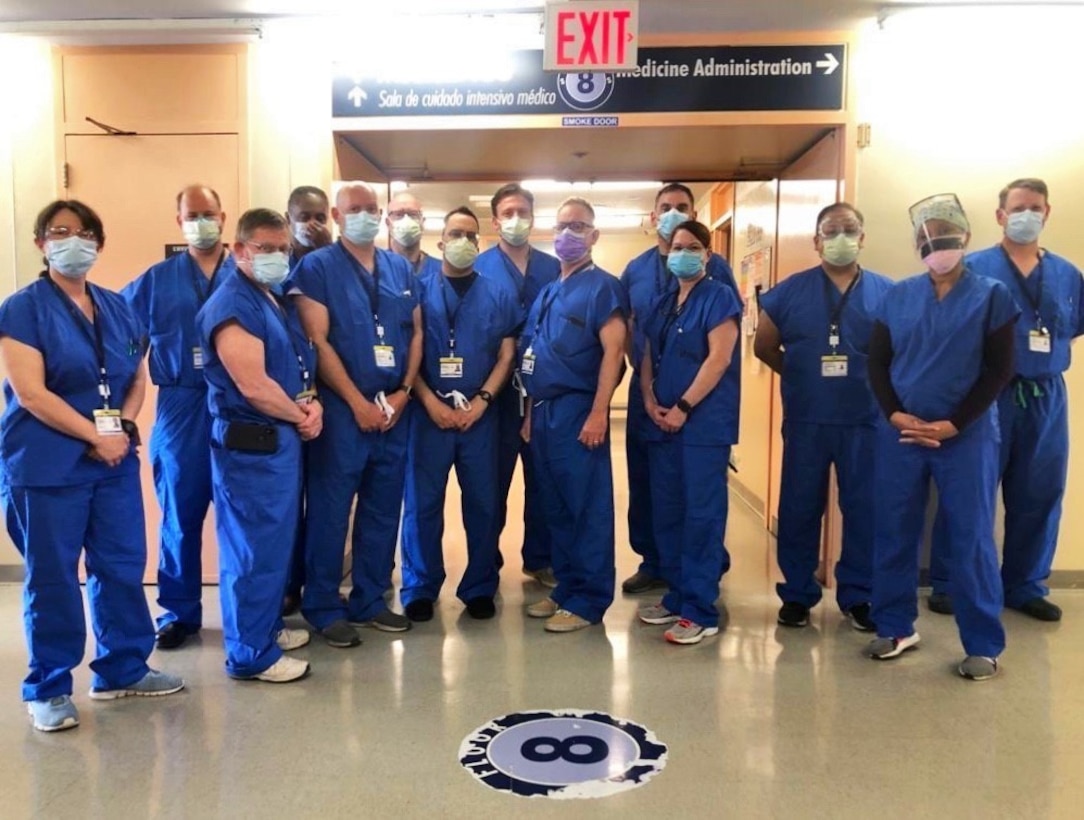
top-left (3, 472), bottom-right (154, 701)
top-left (152, 385), bottom-right (213, 632)
top-left (530, 393), bottom-right (615, 623)
top-left (775, 420), bottom-right (875, 611)
top-left (625, 378), bottom-right (659, 578)
top-left (648, 438), bottom-right (730, 628)
top-left (930, 378), bottom-right (1068, 607)
top-left (401, 407), bottom-right (500, 605)
top-left (872, 420), bottom-right (1005, 658)
top-left (210, 420), bottom-right (300, 678)
top-left (302, 398), bottom-right (410, 628)
top-left (495, 383), bottom-right (551, 572)
top-left (285, 443), bottom-right (308, 599)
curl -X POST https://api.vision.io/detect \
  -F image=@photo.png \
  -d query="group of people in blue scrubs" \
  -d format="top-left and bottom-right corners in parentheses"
top-left (756, 181), bottom-right (1082, 682)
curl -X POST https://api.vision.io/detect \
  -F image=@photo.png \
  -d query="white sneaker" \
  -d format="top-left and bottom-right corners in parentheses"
top-left (249, 656), bottom-right (310, 683)
top-left (275, 628), bottom-right (311, 651)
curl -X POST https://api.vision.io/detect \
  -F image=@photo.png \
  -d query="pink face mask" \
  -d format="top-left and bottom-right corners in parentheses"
top-left (923, 248), bottom-right (965, 275)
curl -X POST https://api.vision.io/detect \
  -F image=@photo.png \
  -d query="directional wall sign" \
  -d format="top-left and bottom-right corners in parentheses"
top-left (332, 44), bottom-right (845, 119)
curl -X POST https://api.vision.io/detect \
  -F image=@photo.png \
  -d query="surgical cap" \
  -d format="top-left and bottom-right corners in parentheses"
top-left (908, 193), bottom-right (970, 234)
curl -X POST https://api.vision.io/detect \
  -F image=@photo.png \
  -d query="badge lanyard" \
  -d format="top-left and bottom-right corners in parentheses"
top-left (45, 277), bottom-right (112, 409)
top-left (240, 274), bottom-right (312, 392)
top-left (342, 242), bottom-right (385, 342)
top-left (188, 248), bottom-right (227, 307)
top-left (439, 274), bottom-right (470, 357)
top-left (656, 277), bottom-right (705, 359)
top-left (1002, 247), bottom-right (1046, 333)
top-left (823, 269), bottom-right (862, 352)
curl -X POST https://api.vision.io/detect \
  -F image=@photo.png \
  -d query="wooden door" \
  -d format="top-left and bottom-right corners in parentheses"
top-left (65, 133), bottom-right (241, 582)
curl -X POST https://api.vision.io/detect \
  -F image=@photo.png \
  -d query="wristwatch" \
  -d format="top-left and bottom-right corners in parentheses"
top-left (396, 384), bottom-right (414, 399)
top-left (476, 389), bottom-right (494, 405)
top-left (121, 418), bottom-right (141, 445)
top-left (675, 398), bottom-right (693, 415)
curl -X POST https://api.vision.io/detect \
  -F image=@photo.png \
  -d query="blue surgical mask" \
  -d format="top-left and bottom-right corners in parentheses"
top-left (1005, 210), bottom-right (1044, 244)
top-left (343, 211), bottom-right (381, 245)
top-left (251, 252), bottom-right (290, 286)
top-left (46, 236), bottom-right (98, 277)
top-left (667, 249), bottom-right (704, 280)
top-left (657, 209), bottom-right (690, 241)
top-left (182, 217), bottom-right (221, 250)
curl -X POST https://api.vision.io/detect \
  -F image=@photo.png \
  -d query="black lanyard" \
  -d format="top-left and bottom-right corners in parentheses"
top-left (340, 241), bottom-right (384, 339)
top-left (439, 274), bottom-right (474, 355)
top-left (44, 275), bottom-right (111, 408)
top-left (1002, 246), bottom-right (1046, 330)
top-left (654, 251), bottom-right (675, 296)
top-left (240, 273), bottom-right (311, 392)
top-left (498, 247), bottom-right (528, 306)
top-left (657, 277), bottom-right (705, 359)
top-left (531, 261), bottom-right (594, 341)
top-left (823, 268), bottom-right (862, 349)
top-left (187, 248), bottom-right (226, 307)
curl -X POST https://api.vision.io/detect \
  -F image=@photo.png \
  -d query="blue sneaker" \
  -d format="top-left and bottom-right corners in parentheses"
top-left (28, 695), bottom-right (80, 732)
top-left (89, 669), bottom-right (185, 701)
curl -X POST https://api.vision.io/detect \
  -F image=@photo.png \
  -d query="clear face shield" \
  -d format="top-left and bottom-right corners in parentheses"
top-left (909, 194), bottom-right (969, 274)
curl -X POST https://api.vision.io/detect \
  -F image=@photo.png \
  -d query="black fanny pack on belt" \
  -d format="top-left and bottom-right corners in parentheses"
top-left (223, 421), bottom-right (278, 454)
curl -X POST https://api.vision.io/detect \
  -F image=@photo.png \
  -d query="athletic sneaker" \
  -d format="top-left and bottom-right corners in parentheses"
top-left (1011, 597), bottom-right (1062, 622)
top-left (866, 633), bottom-right (920, 660)
top-left (319, 619), bottom-right (361, 648)
top-left (664, 619), bottom-right (719, 645)
top-left (239, 656), bottom-right (310, 684)
top-left (621, 571), bottom-right (667, 594)
top-left (526, 598), bottom-right (558, 618)
top-left (27, 696), bottom-right (79, 732)
top-left (89, 669), bottom-right (185, 700)
top-left (544, 609), bottom-right (592, 633)
top-left (958, 656), bottom-right (999, 681)
top-left (524, 567), bottom-right (558, 589)
top-left (350, 609), bottom-right (411, 633)
top-left (927, 592), bottom-right (954, 615)
top-left (846, 603), bottom-right (875, 632)
top-left (638, 603), bottom-right (680, 625)
top-left (777, 601), bottom-right (810, 627)
top-left (275, 628), bottom-right (311, 651)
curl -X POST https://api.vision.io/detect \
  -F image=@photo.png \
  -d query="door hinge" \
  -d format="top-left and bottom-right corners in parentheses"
top-left (857, 123), bottom-right (871, 149)
top-left (62, 162), bottom-right (70, 190)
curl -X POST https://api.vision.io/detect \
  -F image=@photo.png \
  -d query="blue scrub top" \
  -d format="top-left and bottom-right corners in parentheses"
top-left (966, 245), bottom-right (1084, 379)
top-left (879, 269), bottom-right (1020, 422)
top-left (197, 267), bottom-right (316, 425)
top-left (519, 264), bottom-right (629, 401)
top-left (644, 277), bottom-right (742, 446)
top-left (475, 245), bottom-right (561, 333)
top-left (621, 247), bottom-right (739, 371)
top-left (759, 265), bottom-right (894, 426)
top-left (122, 249), bottom-right (234, 387)
top-left (417, 270), bottom-right (520, 397)
top-left (286, 241), bottom-right (417, 397)
top-left (0, 276), bottom-right (144, 487)
top-left (410, 253), bottom-right (442, 279)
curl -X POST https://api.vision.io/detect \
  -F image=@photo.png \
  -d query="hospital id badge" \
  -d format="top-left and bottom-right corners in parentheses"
top-left (373, 345), bottom-right (395, 368)
top-left (1029, 330), bottom-right (1052, 354)
top-left (295, 389), bottom-right (316, 405)
top-left (93, 408), bottom-right (123, 435)
top-left (192, 346), bottom-right (204, 369)
top-left (521, 348), bottom-right (536, 375)
top-left (439, 357), bottom-right (464, 379)
top-left (821, 355), bottom-right (848, 378)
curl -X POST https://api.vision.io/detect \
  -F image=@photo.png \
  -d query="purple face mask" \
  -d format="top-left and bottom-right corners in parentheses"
top-left (554, 229), bottom-right (590, 263)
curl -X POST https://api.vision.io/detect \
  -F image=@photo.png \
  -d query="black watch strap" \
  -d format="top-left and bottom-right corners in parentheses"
top-left (476, 389), bottom-right (494, 405)
top-left (675, 398), bottom-right (693, 415)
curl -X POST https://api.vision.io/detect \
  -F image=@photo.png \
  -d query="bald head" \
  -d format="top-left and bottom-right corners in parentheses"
top-left (176, 184), bottom-right (222, 214)
top-left (335, 182), bottom-right (380, 215)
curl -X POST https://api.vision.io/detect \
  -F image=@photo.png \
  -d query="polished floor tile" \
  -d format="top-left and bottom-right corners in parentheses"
top-left (1, 430), bottom-right (1082, 818)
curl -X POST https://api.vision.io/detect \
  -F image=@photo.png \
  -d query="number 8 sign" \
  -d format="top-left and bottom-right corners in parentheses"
top-left (557, 72), bottom-right (616, 111)
top-left (459, 709), bottom-right (668, 799)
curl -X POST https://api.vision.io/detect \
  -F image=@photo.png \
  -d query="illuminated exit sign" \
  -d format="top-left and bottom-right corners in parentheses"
top-left (543, 0), bottom-right (640, 71)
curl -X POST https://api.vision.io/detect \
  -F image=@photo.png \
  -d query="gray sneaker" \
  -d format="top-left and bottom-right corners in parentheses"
top-left (664, 619), bottom-right (719, 645)
top-left (319, 619), bottom-right (361, 648)
top-left (350, 609), bottom-right (412, 633)
top-left (958, 656), bottom-right (999, 681)
top-left (89, 669), bottom-right (185, 700)
top-left (27, 695), bottom-right (79, 732)
top-left (867, 633), bottom-right (920, 660)
top-left (638, 603), bottom-right (679, 625)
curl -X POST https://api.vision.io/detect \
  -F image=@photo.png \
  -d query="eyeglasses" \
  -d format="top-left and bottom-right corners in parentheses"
top-left (45, 227), bottom-right (97, 241)
top-left (388, 210), bottom-right (423, 221)
top-left (554, 221), bottom-right (594, 233)
top-left (818, 224), bottom-right (862, 240)
top-left (246, 241), bottom-right (289, 255)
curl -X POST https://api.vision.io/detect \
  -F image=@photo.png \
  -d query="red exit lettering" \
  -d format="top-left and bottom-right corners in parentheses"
top-left (556, 8), bottom-right (633, 67)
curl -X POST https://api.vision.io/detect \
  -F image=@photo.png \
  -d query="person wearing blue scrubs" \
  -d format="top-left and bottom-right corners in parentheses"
top-left (386, 190), bottom-right (442, 278)
top-left (289, 182), bottom-right (423, 646)
top-left (400, 207), bottom-right (519, 622)
top-left (475, 183), bottom-right (561, 588)
top-left (928, 179), bottom-right (1084, 622)
top-left (636, 220), bottom-right (741, 645)
top-left (620, 182), bottom-right (740, 595)
top-left (520, 197), bottom-right (628, 633)
top-left (866, 194), bottom-right (1018, 681)
top-left (281, 185), bottom-right (332, 617)
top-left (754, 203), bottom-right (893, 632)
top-left (122, 184), bottom-right (232, 650)
top-left (197, 208), bottom-right (321, 684)
top-left (1, 200), bottom-right (184, 731)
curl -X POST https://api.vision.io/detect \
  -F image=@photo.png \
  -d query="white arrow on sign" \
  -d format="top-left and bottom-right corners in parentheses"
top-left (348, 86), bottom-right (368, 108)
top-left (816, 53), bottom-right (839, 75)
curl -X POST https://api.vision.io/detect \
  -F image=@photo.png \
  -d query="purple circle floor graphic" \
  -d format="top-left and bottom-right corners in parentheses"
top-left (458, 709), bottom-right (668, 799)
